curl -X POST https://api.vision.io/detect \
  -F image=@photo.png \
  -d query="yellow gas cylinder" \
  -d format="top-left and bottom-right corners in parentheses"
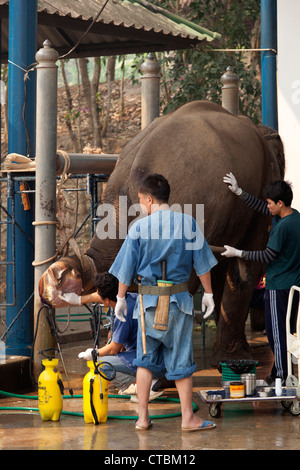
top-left (83, 360), bottom-right (108, 424)
top-left (38, 358), bottom-right (64, 422)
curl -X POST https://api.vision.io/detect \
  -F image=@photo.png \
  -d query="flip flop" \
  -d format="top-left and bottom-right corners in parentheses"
top-left (134, 419), bottom-right (153, 431)
top-left (182, 420), bottom-right (216, 432)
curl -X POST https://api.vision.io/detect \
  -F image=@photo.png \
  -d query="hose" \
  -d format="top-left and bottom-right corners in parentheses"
top-left (0, 390), bottom-right (198, 420)
top-left (10, 304), bottom-right (198, 419)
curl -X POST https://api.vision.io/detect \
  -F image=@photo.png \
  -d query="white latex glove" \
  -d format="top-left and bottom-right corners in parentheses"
top-left (202, 293), bottom-right (215, 320)
top-left (59, 292), bottom-right (81, 305)
top-left (223, 172), bottom-right (242, 195)
top-left (221, 245), bottom-right (243, 258)
top-left (115, 296), bottom-right (127, 322)
top-left (78, 348), bottom-right (97, 361)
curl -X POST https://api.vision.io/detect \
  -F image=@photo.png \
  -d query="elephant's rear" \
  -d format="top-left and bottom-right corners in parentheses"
top-left (117, 100), bottom-right (272, 245)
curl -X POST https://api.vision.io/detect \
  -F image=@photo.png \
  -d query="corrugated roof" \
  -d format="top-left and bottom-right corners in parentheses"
top-left (0, 0), bottom-right (221, 60)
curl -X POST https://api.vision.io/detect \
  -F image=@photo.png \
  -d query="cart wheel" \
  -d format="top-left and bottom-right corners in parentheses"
top-left (289, 401), bottom-right (300, 416)
top-left (209, 403), bottom-right (221, 418)
top-left (281, 400), bottom-right (292, 410)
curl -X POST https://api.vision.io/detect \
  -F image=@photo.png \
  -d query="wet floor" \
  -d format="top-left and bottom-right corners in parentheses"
top-left (0, 314), bottom-right (299, 453)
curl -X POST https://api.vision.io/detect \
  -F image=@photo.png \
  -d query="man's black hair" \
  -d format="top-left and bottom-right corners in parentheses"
top-left (138, 173), bottom-right (170, 203)
top-left (95, 272), bottom-right (118, 302)
top-left (263, 180), bottom-right (293, 207)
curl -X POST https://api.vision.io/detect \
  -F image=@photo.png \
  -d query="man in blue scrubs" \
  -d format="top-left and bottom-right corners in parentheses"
top-left (109, 174), bottom-right (217, 431)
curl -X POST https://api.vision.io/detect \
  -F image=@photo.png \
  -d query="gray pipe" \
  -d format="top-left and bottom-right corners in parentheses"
top-left (56, 152), bottom-right (118, 175)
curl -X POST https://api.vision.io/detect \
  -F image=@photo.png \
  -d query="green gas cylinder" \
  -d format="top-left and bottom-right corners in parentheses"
top-left (83, 360), bottom-right (108, 424)
top-left (38, 358), bottom-right (64, 421)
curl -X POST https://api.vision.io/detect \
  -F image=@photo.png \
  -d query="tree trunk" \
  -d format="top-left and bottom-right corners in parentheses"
top-left (160, 52), bottom-right (171, 104)
top-left (79, 58), bottom-right (94, 136)
top-left (75, 59), bottom-right (84, 151)
top-left (91, 57), bottom-right (102, 148)
top-left (102, 57), bottom-right (114, 137)
top-left (106, 56), bottom-right (116, 82)
top-left (120, 58), bottom-right (125, 117)
top-left (60, 60), bottom-right (80, 152)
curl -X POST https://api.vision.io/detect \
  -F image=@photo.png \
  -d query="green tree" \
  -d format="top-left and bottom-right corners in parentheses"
top-left (153, 0), bottom-right (262, 122)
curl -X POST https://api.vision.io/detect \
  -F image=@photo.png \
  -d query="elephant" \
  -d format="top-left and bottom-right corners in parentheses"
top-left (39, 100), bottom-right (284, 364)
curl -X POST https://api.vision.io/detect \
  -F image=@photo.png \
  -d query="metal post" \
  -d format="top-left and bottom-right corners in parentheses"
top-left (33, 40), bottom-right (59, 376)
top-left (261, 0), bottom-right (278, 130)
top-left (6, 0), bottom-right (37, 356)
top-left (221, 66), bottom-right (239, 116)
top-left (140, 53), bottom-right (161, 129)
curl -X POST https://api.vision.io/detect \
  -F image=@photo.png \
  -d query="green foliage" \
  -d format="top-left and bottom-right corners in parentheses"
top-left (151, 0), bottom-right (262, 123)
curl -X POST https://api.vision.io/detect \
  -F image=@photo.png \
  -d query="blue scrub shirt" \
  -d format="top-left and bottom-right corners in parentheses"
top-left (109, 209), bottom-right (217, 315)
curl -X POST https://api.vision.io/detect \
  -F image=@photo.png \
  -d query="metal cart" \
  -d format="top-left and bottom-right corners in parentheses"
top-left (198, 384), bottom-right (300, 418)
top-left (199, 286), bottom-right (300, 418)
top-left (286, 286), bottom-right (300, 390)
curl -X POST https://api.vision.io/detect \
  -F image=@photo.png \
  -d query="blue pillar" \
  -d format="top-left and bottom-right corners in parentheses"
top-left (261, 0), bottom-right (278, 130)
top-left (6, 0), bottom-right (37, 356)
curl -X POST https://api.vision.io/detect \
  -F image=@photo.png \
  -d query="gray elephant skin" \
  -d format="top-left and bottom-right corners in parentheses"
top-left (39, 100), bottom-right (284, 364)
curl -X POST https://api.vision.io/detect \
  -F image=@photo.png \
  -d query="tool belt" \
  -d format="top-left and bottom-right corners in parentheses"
top-left (138, 282), bottom-right (189, 296)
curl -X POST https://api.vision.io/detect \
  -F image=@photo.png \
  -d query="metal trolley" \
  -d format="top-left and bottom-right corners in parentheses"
top-left (285, 285), bottom-right (300, 414)
top-left (198, 385), bottom-right (300, 418)
top-left (199, 286), bottom-right (300, 418)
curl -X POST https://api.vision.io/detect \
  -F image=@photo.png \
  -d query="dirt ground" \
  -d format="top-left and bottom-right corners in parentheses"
top-left (56, 79), bottom-right (142, 155)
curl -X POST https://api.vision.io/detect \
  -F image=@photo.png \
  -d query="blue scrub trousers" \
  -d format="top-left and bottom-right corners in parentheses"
top-left (101, 354), bottom-right (136, 392)
top-left (133, 303), bottom-right (197, 381)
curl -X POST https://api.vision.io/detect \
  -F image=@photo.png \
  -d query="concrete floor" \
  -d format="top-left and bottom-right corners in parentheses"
top-left (0, 312), bottom-right (300, 452)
